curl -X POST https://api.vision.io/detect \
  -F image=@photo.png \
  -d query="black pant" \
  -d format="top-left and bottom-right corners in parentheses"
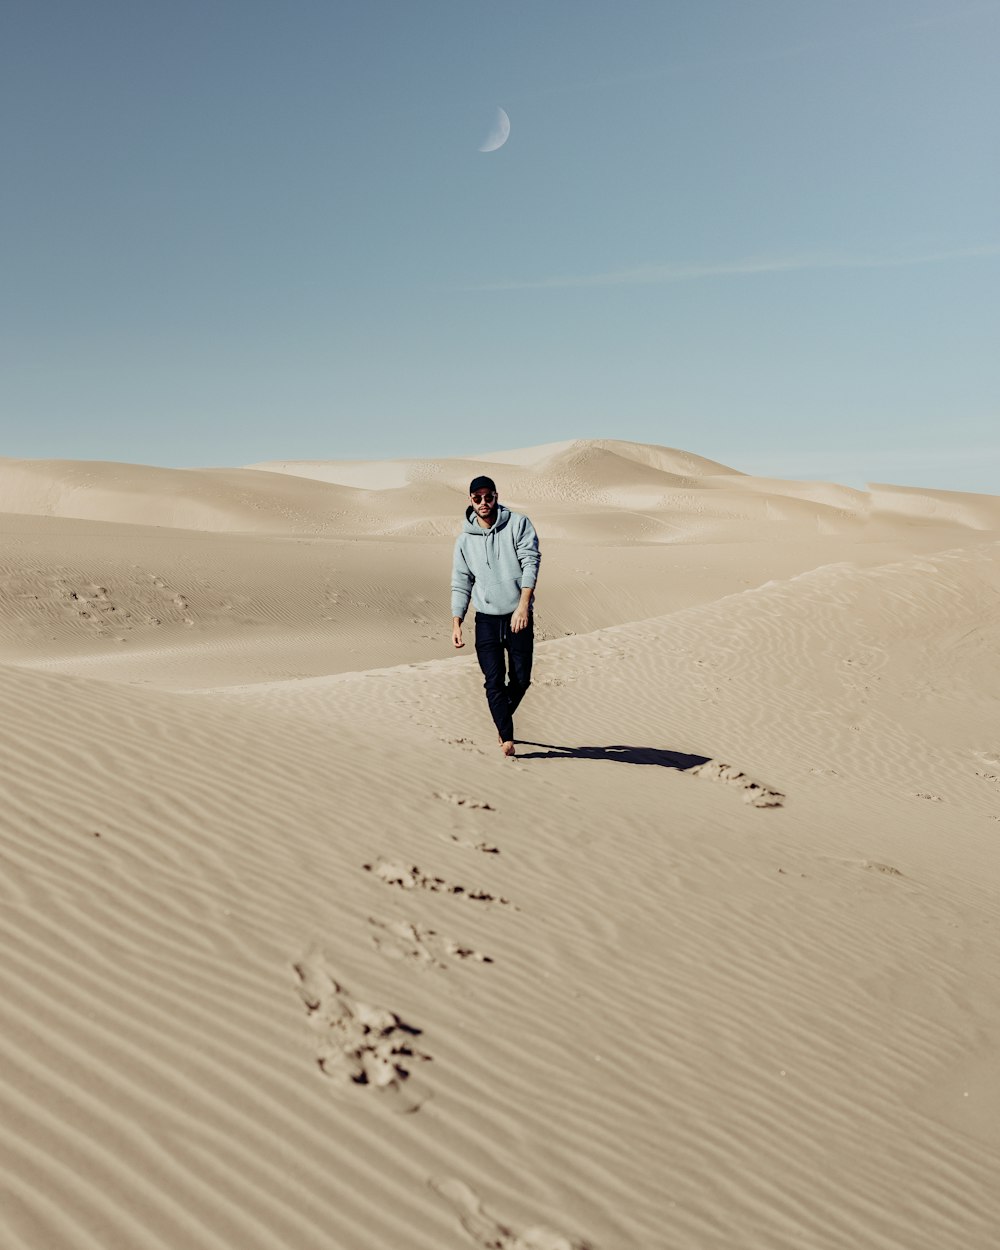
top-left (474, 611), bottom-right (533, 743)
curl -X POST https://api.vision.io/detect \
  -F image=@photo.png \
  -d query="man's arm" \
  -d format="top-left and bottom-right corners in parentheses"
top-left (511, 516), bottom-right (539, 633)
top-left (510, 584), bottom-right (534, 633)
top-left (451, 541), bottom-right (473, 648)
top-left (514, 514), bottom-right (540, 591)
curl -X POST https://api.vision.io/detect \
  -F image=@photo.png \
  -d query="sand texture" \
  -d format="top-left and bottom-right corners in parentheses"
top-left (1, 439), bottom-right (999, 1249)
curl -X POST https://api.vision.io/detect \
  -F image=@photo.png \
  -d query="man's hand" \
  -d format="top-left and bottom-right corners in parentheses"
top-left (511, 586), bottom-right (534, 633)
top-left (452, 617), bottom-right (465, 648)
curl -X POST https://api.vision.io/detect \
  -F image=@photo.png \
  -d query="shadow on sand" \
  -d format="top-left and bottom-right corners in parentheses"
top-left (515, 742), bottom-right (710, 771)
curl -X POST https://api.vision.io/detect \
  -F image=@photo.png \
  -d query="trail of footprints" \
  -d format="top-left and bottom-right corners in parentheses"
top-left (291, 751), bottom-right (793, 1245)
top-left (293, 789), bottom-right (505, 1102)
top-left (293, 784), bottom-right (599, 1244)
top-left (14, 568), bottom-right (198, 641)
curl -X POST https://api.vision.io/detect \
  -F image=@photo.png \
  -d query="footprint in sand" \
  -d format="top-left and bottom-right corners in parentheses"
top-left (431, 1178), bottom-right (597, 1250)
top-left (368, 917), bottom-right (493, 968)
top-left (822, 857), bottom-right (905, 878)
top-left (433, 792), bottom-right (501, 853)
top-left (443, 737), bottom-right (486, 755)
top-left (448, 833), bottom-right (501, 854)
top-left (688, 760), bottom-right (785, 807)
top-left (434, 791), bottom-right (496, 811)
top-left (860, 859), bottom-right (904, 877)
top-left (292, 949), bottom-right (431, 1112)
top-left (363, 859), bottom-right (513, 907)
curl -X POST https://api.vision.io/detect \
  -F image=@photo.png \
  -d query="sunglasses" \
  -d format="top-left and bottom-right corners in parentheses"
top-left (471, 491), bottom-right (496, 504)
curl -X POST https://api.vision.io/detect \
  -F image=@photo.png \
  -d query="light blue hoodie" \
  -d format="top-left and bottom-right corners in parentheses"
top-left (451, 505), bottom-right (540, 618)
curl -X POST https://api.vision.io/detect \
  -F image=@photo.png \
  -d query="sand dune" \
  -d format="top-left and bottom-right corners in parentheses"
top-left (5, 442), bottom-right (998, 548)
top-left (0, 456), bottom-right (361, 534)
top-left (1, 440), bottom-right (999, 1249)
top-left (870, 481), bottom-right (1000, 530)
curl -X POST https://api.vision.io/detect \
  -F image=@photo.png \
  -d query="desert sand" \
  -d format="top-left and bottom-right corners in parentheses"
top-left (1, 438), bottom-right (999, 1249)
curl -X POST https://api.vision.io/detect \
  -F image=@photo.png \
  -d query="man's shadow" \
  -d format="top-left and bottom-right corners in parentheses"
top-left (515, 742), bottom-right (710, 771)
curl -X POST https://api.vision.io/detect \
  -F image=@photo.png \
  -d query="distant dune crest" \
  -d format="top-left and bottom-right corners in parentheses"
top-left (2, 440), bottom-right (997, 537)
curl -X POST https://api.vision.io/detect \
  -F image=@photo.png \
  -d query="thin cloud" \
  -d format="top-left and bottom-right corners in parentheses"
top-left (473, 245), bottom-right (1000, 291)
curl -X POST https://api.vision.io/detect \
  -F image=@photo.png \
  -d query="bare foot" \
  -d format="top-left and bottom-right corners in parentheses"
top-left (501, 740), bottom-right (516, 758)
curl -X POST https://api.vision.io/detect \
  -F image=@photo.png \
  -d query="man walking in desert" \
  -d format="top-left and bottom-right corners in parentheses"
top-left (451, 475), bottom-right (541, 758)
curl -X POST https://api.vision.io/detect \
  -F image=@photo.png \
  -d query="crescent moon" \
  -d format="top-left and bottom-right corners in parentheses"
top-left (478, 107), bottom-right (510, 153)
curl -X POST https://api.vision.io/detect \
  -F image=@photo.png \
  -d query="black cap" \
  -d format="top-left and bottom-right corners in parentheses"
top-left (469, 475), bottom-right (496, 494)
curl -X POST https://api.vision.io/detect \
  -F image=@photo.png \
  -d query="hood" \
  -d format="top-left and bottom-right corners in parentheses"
top-left (463, 504), bottom-right (511, 535)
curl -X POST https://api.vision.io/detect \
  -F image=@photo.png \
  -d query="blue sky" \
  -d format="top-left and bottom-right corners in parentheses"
top-left (2, 0), bottom-right (998, 490)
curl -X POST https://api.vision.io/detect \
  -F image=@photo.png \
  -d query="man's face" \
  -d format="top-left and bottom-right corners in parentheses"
top-left (470, 488), bottom-right (497, 521)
